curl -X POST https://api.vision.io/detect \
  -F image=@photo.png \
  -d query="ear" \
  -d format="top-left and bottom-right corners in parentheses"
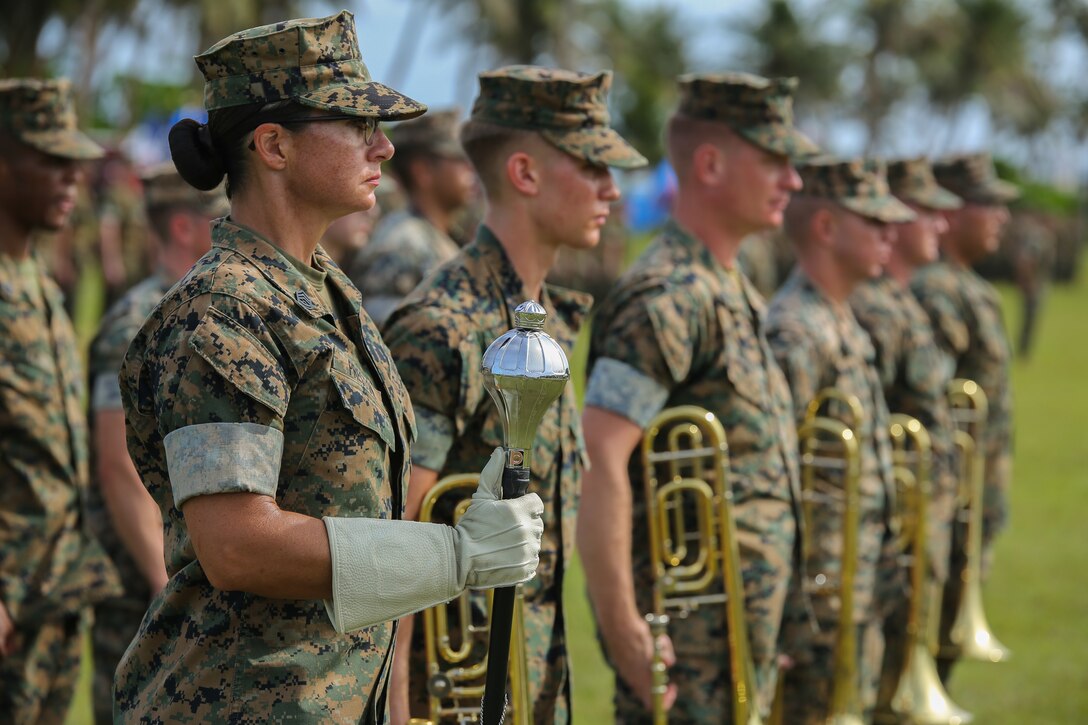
top-left (811, 206), bottom-right (836, 247)
top-left (250, 123), bottom-right (289, 171)
top-left (504, 151), bottom-right (540, 197)
top-left (691, 142), bottom-right (724, 186)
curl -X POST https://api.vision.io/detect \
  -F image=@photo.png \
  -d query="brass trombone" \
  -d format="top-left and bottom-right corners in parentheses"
top-left (944, 379), bottom-right (1011, 664)
top-left (797, 388), bottom-right (864, 725)
top-left (641, 405), bottom-right (762, 725)
top-left (412, 474), bottom-right (530, 725)
top-left (886, 415), bottom-right (972, 724)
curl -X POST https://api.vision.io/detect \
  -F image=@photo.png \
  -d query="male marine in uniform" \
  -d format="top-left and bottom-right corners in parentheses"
top-left (911, 152), bottom-right (1018, 681)
top-left (383, 66), bottom-right (646, 723)
top-left (767, 158), bottom-right (913, 722)
top-left (347, 109), bottom-right (477, 325)
top-left (847, 157), bottom-right (964, 717)
top-left (0, 78), bottom-right (121, 724)
top-left (580, 73), bottom-right (816, 722)
top-left (86, 164), bottom-right (226, 723)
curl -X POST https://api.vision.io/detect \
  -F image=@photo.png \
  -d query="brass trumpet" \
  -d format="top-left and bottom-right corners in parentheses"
top-left (413, 474), bottom-right (530, 725)
top-left (641, 405), bottom-right (762, 725)
top-left (944, 379), bottom-right (1011, 664)
top-left (886, 415), bottom-right (972, 725)
top-left (797, 388), bottom-right (864, 725)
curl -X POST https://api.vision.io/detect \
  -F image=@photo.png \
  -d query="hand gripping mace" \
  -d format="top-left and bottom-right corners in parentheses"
top-left (479, 300), bottom-right (570, 725)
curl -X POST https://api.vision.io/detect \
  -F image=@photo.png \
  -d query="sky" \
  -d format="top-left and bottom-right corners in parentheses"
top-left (36, 0), bottom-right (1087, 182)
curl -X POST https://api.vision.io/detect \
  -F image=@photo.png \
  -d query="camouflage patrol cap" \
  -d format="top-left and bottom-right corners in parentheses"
top-left (676, 72), bottom-right (819, 159)
top-left (142, 162), bottom-right (229, 217)
top-left (933, 152), bottom-right (1019, 205)
top-left (195, 10), bottom-right (425, 121)
top-left (470, 65), bottom-right (647, 169)
top-left (797, 157), bottom-right (916, 223)
top-left (0, 79), bottom-right (103, 160)
top-left (389, 108), bottom-right (465, 159)
top-left (887, 157), bottom-right (963, 211)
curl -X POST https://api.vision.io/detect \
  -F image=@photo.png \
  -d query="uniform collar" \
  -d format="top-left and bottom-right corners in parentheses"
top-left (470, 225), bottom-right (593, 337)
top-left (212, 218), bottom-right (340, 319)
top-left (0, 253), bottom-right (42, 305)
top-left (664, 217), bottom-right (767, 319)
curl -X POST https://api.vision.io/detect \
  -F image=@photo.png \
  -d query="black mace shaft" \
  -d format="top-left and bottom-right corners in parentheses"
top-left (480, 466), bottom-right (530, 724)
top-left (478, 300), bottom-right (569, 725)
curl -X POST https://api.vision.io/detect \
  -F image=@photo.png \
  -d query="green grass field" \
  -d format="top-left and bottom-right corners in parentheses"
top-left (65, 267), bottom-right (1087, 723)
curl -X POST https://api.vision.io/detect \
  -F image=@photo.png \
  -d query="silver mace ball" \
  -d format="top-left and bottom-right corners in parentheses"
top-left (480, 300), bottom-right (570, 470)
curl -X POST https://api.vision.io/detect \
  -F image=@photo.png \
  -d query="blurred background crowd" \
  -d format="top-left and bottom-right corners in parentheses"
top-left (4, 0), bottom-right (1087, 328)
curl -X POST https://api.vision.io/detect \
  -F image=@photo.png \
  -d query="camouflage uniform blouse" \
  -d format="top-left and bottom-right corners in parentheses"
top-left (87, 273), bottom-right (172, 600)
top-left (765, 269), bottom-right (897, 633)
top-left (585, 219), bottom-right (802, 707)
top-left (849, 275), bottom-right (957, 582)
top-left (382, 226), bottom-right (590, 724)
top-left (0, 253), bottom-right (120, 625)
top-left (347, 209), bottom-right (460, 326)
top-left (911, 261), bottom-right (1012, 546)
top-left (115, 220), bottom-right (414, 724)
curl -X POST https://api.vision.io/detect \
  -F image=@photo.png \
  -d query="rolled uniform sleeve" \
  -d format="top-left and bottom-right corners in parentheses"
top-left (134, 294), bottom-right (290, 505)
top-left (587, 287), bottom-right (696, 427)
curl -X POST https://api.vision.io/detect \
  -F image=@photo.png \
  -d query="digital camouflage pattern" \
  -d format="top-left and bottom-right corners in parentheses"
top-left (86, 273), bottom-right (172, 723)
top-left (676, 72), bottom-right (819, 159)
top-left (346, 209), bottom-right (461, 326)
top-left (848, 275), bottom-right (960, 719)
top-left (849, 275), bottom-right (957, 582)
top-left (0, 78), bottom-right (103, 160)
top-left (0, 253), bottom-right (121, 719)
top-left (586, 219), bottom-right (803, 720)
top-left (115, 219), bottom-right (415, 723)
top-left (1, 613), bottom-right (84, 725)
top-left (911, 261), bottom-right (1013, 553)
top-left (471, 65), bottom-right (646, 168)
top-left (933, 152), bottom-right (1020, 205)
top-left (382, 227), bottom-right (591, 724)
top-left (886, 157), bottom-right (963, 211)
top-left (196, 10), bottom-right (425, 120)
top-left (765, 268), bottom-right (902, 720)
top-left (796, 158), bottom-right (916, 223)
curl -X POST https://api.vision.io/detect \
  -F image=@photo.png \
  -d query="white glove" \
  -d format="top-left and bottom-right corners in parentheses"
top-left (322, 448), bottom-right (544, 633)
top-left (455, 445), bottom-right (544, 589)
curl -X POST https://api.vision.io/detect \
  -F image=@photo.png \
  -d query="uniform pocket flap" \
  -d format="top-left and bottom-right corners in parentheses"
top-left (189, 306), bottom-right (289, 418)
top-left (331, 352), bottom-right (397, 451)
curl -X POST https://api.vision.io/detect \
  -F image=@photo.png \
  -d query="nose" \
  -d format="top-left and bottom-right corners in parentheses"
top-left (599, 168), bottom-right (621, 202)
top-left (369, 128), bottom-right (394, 163)
top-left (933, 213), bottom-right (949, 235)
top-left (782, 163), bottom-right (802, 192)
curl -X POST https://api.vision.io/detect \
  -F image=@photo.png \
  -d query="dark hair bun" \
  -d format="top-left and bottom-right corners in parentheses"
top-left (169, 118), bottom-right (226, 191)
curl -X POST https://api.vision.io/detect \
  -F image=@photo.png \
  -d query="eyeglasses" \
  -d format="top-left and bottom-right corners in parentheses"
top-left (277, 114), bottom-right (381, 145)
top-left (242, 112), bottom-right (382, 145)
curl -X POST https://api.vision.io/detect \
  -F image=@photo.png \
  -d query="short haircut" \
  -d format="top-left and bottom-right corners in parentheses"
top-left (783, 195), bottom-right (837, 246)
top-left (145, 204), bottom-right (184, 244)
top-left (665, 113), bottom-right (742, 180)
top-left (459, 118), bottom-right (538, 198)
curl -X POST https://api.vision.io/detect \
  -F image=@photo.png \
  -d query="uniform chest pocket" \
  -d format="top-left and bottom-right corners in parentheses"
top-left (717, 304), bottom-right (769, 411)
top-left (330, 352), bottom-right (397, 451)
